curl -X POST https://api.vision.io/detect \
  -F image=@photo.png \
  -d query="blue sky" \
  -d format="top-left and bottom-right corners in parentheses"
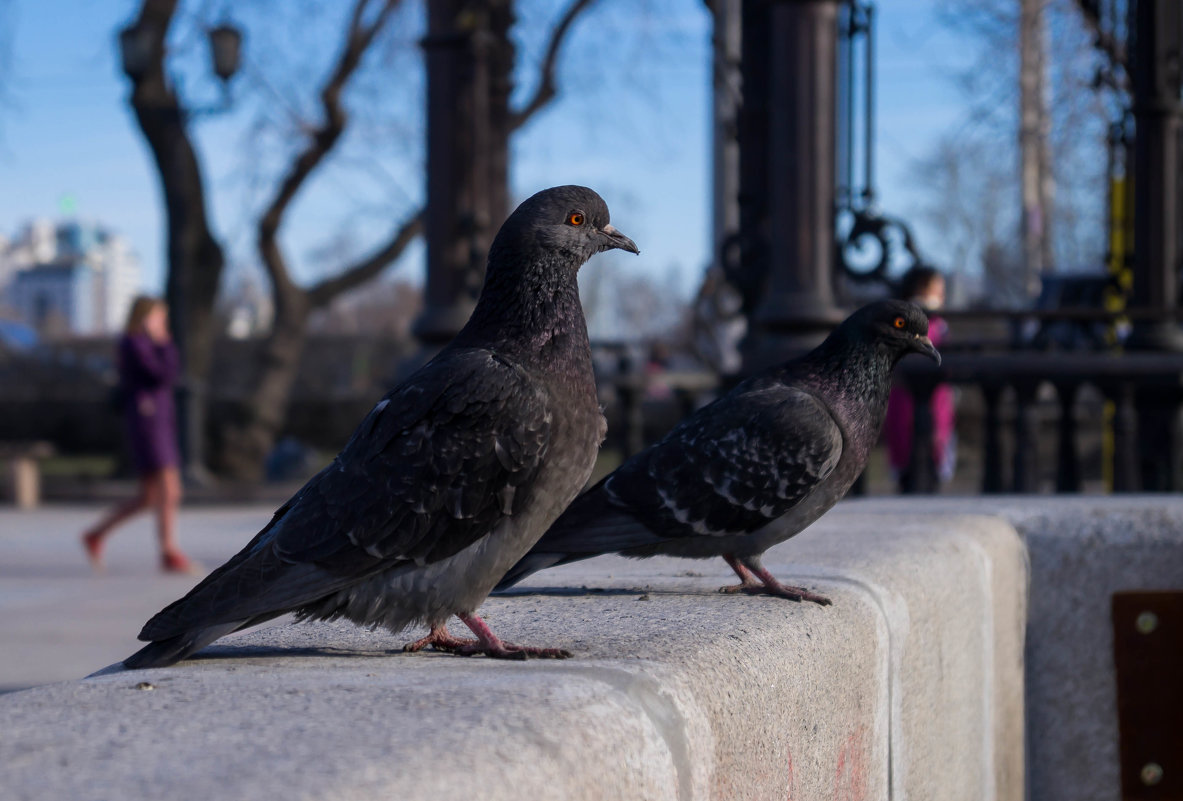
top-left (0, 0), bottom-right (973, 310)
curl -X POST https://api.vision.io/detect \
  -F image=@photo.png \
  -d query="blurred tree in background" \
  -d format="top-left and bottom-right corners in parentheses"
top-left (921, 0), bottom-right (1112, 305)
top-left (120, 0), bottom-right (597, 480)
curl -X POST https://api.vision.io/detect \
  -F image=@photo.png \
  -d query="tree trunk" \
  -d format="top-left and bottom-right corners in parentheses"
top-left (208, 0), bottom-right (584, 480)
top-left (1018, 0), bottom-right (1053, 299)
top-left (214, 285), bottom-right (309, 480)
top-left (123, 0), bottom-right (225, 479)
top-left (415, 0), bottom-right (515, 347)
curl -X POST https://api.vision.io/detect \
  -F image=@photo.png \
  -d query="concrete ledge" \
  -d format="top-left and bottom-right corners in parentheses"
top-left (850, 496), bottom-right (1183, 801)
top-left (0, 509), bottom-right (1027, 801)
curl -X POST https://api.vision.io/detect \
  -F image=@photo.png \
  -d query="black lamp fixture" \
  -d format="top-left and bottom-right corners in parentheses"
top-left (118, 23), bottom-right (158, 80)
top-left (207, 23), bottom-right (243, 83)
top-left (118, 19), bottom-right (241, 84)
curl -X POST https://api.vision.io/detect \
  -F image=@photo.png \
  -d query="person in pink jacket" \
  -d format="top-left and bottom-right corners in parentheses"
top-left (884, 267), bottom-right (955, 490)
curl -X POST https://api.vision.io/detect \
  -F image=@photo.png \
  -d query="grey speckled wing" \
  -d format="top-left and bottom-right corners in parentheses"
top-left (604, 385), bottom-right (843, 540)
top-left (140, 348), bottom-right (551, 641)
top-left (508, 382), bottom-right (843, 569)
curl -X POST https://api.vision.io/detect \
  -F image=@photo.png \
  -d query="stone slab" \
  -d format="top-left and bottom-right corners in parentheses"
top-left (847, 495), bottom-right (1183, 801)
top-left (0, 507), bottom-right (1026, 801)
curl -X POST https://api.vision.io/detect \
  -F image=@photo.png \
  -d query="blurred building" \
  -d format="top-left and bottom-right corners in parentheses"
top-left (0, 220), bottom-right (141, 335)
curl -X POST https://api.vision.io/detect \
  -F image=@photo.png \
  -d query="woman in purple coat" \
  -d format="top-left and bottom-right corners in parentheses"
top-left (82, 296), bottom-right (197, 574)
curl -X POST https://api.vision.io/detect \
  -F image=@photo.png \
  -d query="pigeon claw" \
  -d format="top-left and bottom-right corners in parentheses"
top-left (718, 581), bottom-right (763, 595)
top-left (456, 643), bottom-right (571, 660)
top-left (718, 582), bottom-right (832, 605)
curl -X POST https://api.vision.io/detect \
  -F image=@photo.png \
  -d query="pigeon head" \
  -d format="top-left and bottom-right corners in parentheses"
top-left (490, 185), bottom-right (639, 270)
top-left (843, 299), bottom-right (941, 365)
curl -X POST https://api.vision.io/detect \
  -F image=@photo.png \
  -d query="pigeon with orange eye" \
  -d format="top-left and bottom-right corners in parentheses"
top-left (496, 299), bottom-right (942, 605)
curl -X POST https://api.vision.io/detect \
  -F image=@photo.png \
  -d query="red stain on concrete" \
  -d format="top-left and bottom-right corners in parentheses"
top-left (833, 725), bottom-right (869, 801)
top-left (786, 748), bottom-right (796, 801)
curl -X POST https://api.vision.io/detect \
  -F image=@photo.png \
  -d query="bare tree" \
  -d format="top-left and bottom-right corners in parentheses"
top-left (214, 0), bottom-right (420, 478)
top-left (118, 0), bottom-right (599, 480)
top-left (211, 0), bottom-right (600, 480)
top-left (1018, 0), bottom-right (1054, 294)
top-left (911, 133), bottom-right (1012, 280)
top-left (927, 0), bottom-right (1110, 298)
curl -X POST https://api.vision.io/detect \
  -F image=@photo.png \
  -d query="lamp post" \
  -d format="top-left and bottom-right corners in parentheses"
top-left (737, 0), bottom-right (846, 372)
top-left (415, 1), bottom-right (513, 351)
top-left (1127, 0), bottom-right (1183, 351)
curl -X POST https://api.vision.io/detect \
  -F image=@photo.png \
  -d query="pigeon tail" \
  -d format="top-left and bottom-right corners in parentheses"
top-left (494, 506), bottom-right (665, 591)
top-left (493, 551), bottom-right (588, 591)
top-left (123, 621), bottom-right (246, 669)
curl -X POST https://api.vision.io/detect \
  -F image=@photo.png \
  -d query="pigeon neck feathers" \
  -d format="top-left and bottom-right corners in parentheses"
top-left (776, 313), bottom-right (906, 440)
top-left (457, 248), bottom-right (593, 378)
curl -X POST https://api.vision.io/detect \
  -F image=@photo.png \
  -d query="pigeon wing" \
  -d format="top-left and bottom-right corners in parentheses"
top-left (139, 348), bottom-right (551, 639)
top-left (600, 384), bottom-right (843, 540)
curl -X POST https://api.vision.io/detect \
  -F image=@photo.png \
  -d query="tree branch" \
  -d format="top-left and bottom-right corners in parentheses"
top-left (1075, 0), bottom-right (1126, 72)
top-left (256, 0), bottom-right (404, 291)
top-left (509, 0), bottom-right (596, 132)
top-left (308, 210), bottom-right (423, 307)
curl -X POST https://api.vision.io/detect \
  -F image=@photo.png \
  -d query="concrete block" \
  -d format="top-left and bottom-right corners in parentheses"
top-left (1007, 499), bottom-right (1183, 801)
top-left (0, 508), bottom-right (1028, 801)
top-left (848, 495), bottom-right (1183, 801)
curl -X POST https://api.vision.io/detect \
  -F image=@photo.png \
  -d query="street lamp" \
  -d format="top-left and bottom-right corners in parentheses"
top-left (208, 23), bottom-right (243, 83)
top-left (118, 23), bottom-right (158, 80)
top-left (118, 20), bottom-right (242, 91)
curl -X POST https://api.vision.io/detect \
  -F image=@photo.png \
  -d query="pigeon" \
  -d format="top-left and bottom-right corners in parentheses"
top-left (123, 185), bottom-right (638, 668)
top-left (494, 300), bottom-right (940, 602)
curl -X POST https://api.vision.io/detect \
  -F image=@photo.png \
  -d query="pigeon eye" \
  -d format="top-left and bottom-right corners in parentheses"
top-left (893, 317), bottom-right (907, 329)
top-left (567, 212), bottom-right (585, 226)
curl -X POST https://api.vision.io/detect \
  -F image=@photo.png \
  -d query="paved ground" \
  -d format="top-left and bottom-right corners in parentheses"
top-left (0, 505), bottom-right (292, 692)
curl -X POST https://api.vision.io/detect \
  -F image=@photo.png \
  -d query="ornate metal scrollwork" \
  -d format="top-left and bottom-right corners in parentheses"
top-left (835, 207), bottom-right (928, 286)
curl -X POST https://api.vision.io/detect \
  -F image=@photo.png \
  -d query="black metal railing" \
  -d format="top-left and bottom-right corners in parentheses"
top-left (598, 307), bottom-right (1183, 496)
top-left (900, 350), bottom-right (1183, 493)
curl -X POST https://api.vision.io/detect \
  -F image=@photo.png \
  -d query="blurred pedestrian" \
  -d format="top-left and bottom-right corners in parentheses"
top-left (884, 266), bottom-right (956, 490)
top-left (692, 267), bottom-right (746, 377)
top-left (81, 296), bottom-right (198, 574)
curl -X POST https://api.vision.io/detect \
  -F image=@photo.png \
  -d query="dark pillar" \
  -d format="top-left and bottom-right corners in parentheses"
top-left (415, 1), bottom-right (514, 348)
top-left (710, 0), bottom-right (742, 270)
top-left (981, 382), bottom-right (1006, 493)
top-left (1012, 379), bottom-right (1041, 492)
top-left (1109, 381), bottom-right (1141, 491)
top-left (1127, 0), bottom-right (1183, 350)
top-left (902, 374), bottom-right (938, 494)
top-left (738, 0), bottom-right (845, 372)
top-left (1054, 381), bottom-right (1081, 492)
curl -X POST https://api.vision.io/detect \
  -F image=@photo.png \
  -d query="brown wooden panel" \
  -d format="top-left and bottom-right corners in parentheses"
top-left (1113, 591), bottom-right (1183, 800)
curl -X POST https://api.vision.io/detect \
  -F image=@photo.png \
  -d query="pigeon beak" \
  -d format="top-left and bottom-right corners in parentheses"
top-left (912, 334), bottom-right (942, 366)
top-left (600, 224), bottom-right (640, 255)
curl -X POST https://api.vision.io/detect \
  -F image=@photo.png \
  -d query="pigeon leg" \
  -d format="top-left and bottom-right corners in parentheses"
top-left (719, 553), bottom-right (764, 593)
top-left (402, 624), bottom-right (479, 653)
top-left (719, 555), bottom-right (831, 606)
top-left (454, 613), bottom-right (571, 660)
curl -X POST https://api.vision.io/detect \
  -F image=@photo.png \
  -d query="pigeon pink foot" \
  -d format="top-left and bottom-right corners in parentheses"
top-left (720, 555), bottom-right (831, 606)
top-left (450, 613), bottom-right (571, 660)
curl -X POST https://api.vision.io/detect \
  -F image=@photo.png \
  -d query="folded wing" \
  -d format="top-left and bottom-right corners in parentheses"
top-left (140, 348), bottom-right (552, 641)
